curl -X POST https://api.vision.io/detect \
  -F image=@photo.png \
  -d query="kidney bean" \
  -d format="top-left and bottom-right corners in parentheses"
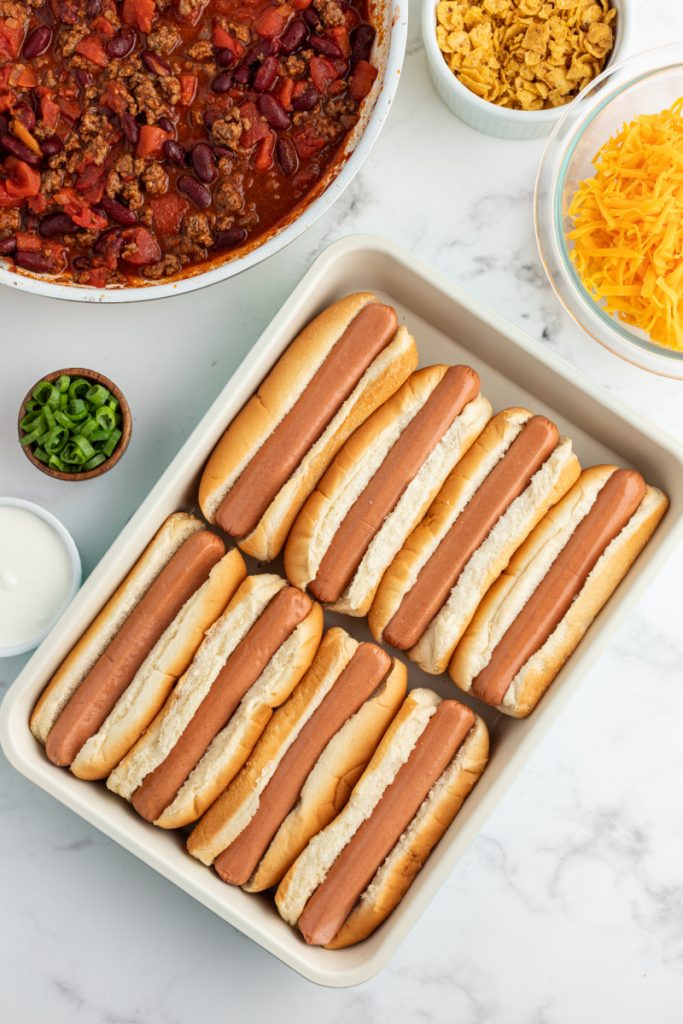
top-left (279, 19), bottom-right (309, 55)
top-left (303, 8), bottom-right (321, 28)
top-left (93, 227), bottom-right (123, 256)
top-left (291, 85), bottom-right (319, 111)
top-left (0, 115), bottom-right (7, 136)
top-left (24, 213), bottom-right (38, 232)
top-left (86, 0), bottom-right (101, 17)
top-left (76, 68), bottom-right (93, 88)
top-left (158, 116), bottom-right (176, 136)
top-left (192, 142), bottom-right (217, 183)
top-left (177, 175), bottom-right (212, 209)
top-left (233, 65), bottom-right (251, 85)
top-left (254, 55), bottom-right (278, 92)
top-left (244, 40), bottom-right (275, 66)
top-left (211, 73), bottom-right (234, 93)
top-left (22, 25), bottom-right (52, 59)
top-left (72, 256), bottom-right (92, 271)
top-left (119, 110), bottom-right (139, 145)
top-left (258, 93), bottom-right (290, 130)
top-left (216, 47), bottom-right (237, 68)
top-left (15, 251), bottom-right (54, 274)
top-left (349, 24), bottom-right (375, 63)
top-left (310, 34), bottom-right (343, 58)
top-left (142, 50), bottom-right (171, 76)
top-left (39, 212), bottom-right (79, 237)
top-left (101, 196), bottom-right (138, 226)
top-left (275, 137), bottom-right (298, 176)
top-left (0, 236), bottom-right (17, 255)
top-left (164, 139), bottom-right (187, 166)
top-left (213, 227), bottom-right (247, 249)
top-left (14, 105), bottom-right (36, 131)
top-left (40, 135), bottom-right (64, 157)
top-left (0, 134), bottom-right (40, 165)
top-left (106, 31), bottom-right (136, 59)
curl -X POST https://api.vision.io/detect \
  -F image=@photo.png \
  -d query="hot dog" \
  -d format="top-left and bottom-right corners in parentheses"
top-left (284, 365), bottom-right (492, 617)
top-left (369, 408), bottom-right (581, 673)
top-left (450, 466), bottom-right (669, 716)
top-left (275, 688), bottom-right (488, 948)
top-left (187, 628), bottom-right (407, 891)
top-left (107, 574), bottom-right (323, 828)
top-left (30, 513), bottom-right (247, 779)
top-left (199, 293), bottom-right (418, 562)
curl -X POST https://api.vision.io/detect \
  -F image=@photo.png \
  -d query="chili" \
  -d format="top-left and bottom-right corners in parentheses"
top-left (0, 0), bottom-right (378, 287)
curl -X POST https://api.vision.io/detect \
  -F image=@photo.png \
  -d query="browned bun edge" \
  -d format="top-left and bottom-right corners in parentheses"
top-left (30, 512), bottom-right (205, 745)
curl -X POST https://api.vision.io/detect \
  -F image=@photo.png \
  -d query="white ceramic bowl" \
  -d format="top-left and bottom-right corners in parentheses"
top-left (0, 3), bottom-right (406, 303)
top-left (0, 498), bottom-right (81, 658)
top-left (422, 0), bottom-right (632, 139)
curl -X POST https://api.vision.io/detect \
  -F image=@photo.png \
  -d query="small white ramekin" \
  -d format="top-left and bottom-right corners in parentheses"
top-left (0, 497), bottom-right (82, 658)
top-left (422, 0), bottom-right (632, 139)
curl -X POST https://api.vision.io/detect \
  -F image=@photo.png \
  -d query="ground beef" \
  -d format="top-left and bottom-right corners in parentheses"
top-left (284, 55), bottom-right (306, 77)
top-left (211, 114), bottom-right (242, 150)
top-left (142, 253), bottom-right (184, 278)
top-left (183, 211), bottom-right (214, 247)
top-left (142, 163), bottom-right (169, 194)
top-left (0, 208), bottom-right (20, 235)
top-left (186, 40), bottom-right (215, 61)
top-left (177, 0), bottom-right (207, 19)
top-left (313, 0), bottom-right (345, 27)
top-left (214, 177), bottom-right (244, 213)
top-left (159, 76), bottom-right (181, 105)
top-left (147, 25), bottom-right (181, 55)
top-left (42, 168), bottom-right (66, 195)
top-left (131, 75), bottom-right (166, 123)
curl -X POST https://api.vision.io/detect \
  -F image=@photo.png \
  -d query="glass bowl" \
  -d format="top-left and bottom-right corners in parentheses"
top-left (535, 45), bottom-right (683, 379)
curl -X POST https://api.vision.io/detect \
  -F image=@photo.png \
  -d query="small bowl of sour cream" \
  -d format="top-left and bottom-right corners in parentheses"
top-left (0, 498), bottom-right (81, 658)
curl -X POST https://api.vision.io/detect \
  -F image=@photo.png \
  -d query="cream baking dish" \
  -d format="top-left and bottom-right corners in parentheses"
top-left (1, 235), bottom-right (682, 987)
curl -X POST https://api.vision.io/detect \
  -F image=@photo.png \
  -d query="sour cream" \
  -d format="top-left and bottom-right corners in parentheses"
top-left (0, 504), bottom-right (79, 653)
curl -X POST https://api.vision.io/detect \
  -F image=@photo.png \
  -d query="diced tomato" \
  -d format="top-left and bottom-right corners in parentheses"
top-left (254, 131), bottom-right (275, 171)
top-left (0, 17), bottom-right (25, 62)
top-left (92, 16), bottom-right (115, 37)
top-left (99, 81), bottom-right (128, 118)
top-left (239, 101), bottom-right (270, 148)
top-left (56, 95), bottom-right (82, 122)
top-left (75, 162), bottom-right (106, 193)
top-left (3, 158), bottom-right (41, 199)
top-left (275, 77), bottom-right (294, 110)
top-left (149, 193), bottom-right (188, 234)
top-left (309, 56), bottom-right (341, 94)
top-left (179, 74), bottom-right (197, 106)
top-left (27, 193), bottom-right (48, 214)
top-left (292, 126), bottom-right (327, 160)
top-left (15, 232), bottom-right (42, 252)
top-left (349, 59), bottom-right (377, 100)
top-left (0, 91), bottom-right (16, 113)
top-left (122, 0), bottom-right (156, 35)
top-left (212, 25), bottom-right (244, 59)
top-left (40, 94), bottom-right (61, 130)
top-left (254, 5), bottom-right (290, 39)
top-left (8, 65), bottom-right (37, 89)
top-left (289, 0), bottom-right (313, 9)
top-left (136, 124), bottom-right (170, 158)
top-left (71, 206), bottom-right (108, 230)
top-left (330, 26), bottom-right (350, 58)
top-left (343, 8), bottom-right (360, 31)
top-left (0, 187), bottom-right (21, 208)
top-left (75, 35), bottom-right (110, 68)
top-left (121, 226), bottom-right (161, 266)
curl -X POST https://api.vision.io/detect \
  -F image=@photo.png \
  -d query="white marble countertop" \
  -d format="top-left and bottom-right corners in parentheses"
top-left (2, 2), bottom-right (683, 1020)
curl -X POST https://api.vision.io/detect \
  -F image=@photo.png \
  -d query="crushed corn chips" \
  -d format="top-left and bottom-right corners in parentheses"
top-left (435, 0), bottom-right (615, 110)
top-left (568, 98), bottom-right (683, 351)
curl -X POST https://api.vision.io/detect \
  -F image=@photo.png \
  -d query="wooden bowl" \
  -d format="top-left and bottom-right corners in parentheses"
top-left (17, 368), bottom-right (132, 481)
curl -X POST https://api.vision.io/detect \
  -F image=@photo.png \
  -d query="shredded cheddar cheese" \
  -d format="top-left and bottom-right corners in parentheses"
top-left (567, 97), bottom-right (683, 351)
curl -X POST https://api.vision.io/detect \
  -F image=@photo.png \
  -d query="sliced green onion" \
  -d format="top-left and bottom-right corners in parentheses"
top-left (33, 447), bottom-right (49, 464)
top-left (20, 426), bottom-right (44, 447)
top-left (95, 406), bottom-right (117, 432)
top-left (42, 426), bottom-right (69, 454)
top-left (48, 454), bottom-right (65, 471)
top-left (86, 383), bottom-right (110, 407)
top-left (68, 378), bottom-right (90, 401)
top-left (55, 374), bottom-right (70, 393)
top-left (42, 405), bottom-right (55, 431)
top-left (103, 429), bottom-right (122, 457)
top-left (82, 453), bottom-right (106, 471)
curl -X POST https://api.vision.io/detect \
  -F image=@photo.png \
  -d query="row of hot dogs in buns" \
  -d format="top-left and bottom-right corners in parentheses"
top-left (30, 292), bottom-right (668, 948)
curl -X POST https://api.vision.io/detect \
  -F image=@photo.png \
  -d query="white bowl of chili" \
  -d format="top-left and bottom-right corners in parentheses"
top-left (0, 0), bottom-right (405, 302)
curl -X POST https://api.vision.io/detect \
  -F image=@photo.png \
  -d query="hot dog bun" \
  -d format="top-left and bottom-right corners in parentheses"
top-left (450, 466), bottom-right (668, 716)
top-left (187, 627), bottom-right (407, 891)
top-left (284, 365), bottom-right (492, 617)
top-left (369, 408), bottom-right (581, 673)
top-left (199, 293), bottom-right (418, 562)
top-left (107, 574), bottom-right (323, 829)
top-left (31, 513), bottom-right (210, 745)
top-left (275, 688), bottom-right (488, 948)
top-left (70, 548), bottom-right (247, 779)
